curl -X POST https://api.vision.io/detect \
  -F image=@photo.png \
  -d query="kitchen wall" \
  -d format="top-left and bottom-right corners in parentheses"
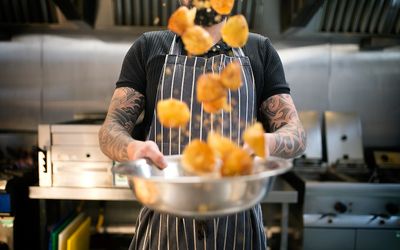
top-left (0, 33), bottom-right (399, 147)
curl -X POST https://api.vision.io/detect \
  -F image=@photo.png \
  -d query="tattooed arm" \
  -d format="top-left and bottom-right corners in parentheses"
top-left (99, 87), bottom-right (166, 167)
top-left (260, 94), bottom-right (306, 159)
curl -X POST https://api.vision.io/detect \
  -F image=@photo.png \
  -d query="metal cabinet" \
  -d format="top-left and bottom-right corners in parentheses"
top-left (303, 228), bottom-right (355, 250)
top-left (355, 229), bottom-right (400, 250)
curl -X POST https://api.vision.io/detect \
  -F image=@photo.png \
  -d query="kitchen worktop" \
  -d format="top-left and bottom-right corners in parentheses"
top-left (29, 176), bottom-right (297, 203)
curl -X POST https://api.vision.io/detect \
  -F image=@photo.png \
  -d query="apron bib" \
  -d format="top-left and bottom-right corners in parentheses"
top-left (147, 36), bottom-right (256, 154)
top-left (130, 36), bottom-right (267, 250)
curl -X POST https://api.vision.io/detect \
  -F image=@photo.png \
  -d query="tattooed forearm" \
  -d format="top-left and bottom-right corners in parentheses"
top-left (260, 94), bottom-right (306, 158)
top-left (99, 87), bottom-right (145, 162)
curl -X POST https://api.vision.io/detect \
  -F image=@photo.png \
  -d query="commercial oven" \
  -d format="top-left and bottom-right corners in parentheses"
top-left (38, 121), bottom-right (114, 187)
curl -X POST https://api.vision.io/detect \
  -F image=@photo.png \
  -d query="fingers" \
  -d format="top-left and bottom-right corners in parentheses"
top-left (133, 141), bottom-right (167, 169)
top-left (242, 143), bottom-right (255, 158)
top-left (145, 146), bottom-right (168, 169)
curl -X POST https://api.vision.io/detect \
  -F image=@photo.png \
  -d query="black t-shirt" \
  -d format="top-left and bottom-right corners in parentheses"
top-left (116, 30), bottom-right (290, 140)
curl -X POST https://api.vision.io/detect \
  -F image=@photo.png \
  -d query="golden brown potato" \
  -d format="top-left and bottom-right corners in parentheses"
top-left (192, 0), bottom-right (211, 9)
top-left (207, 132), bottom-right (237, 159)
top-left (210, 0), bottom-right (235, 15)
top-left (221, 15), bottom-right (249, 48)
top-left (133, 177), bottom-right (157, 204)
top-left (196, 73), bottom-right (226, 102)
top-left (220, 61), bottom-right (242, 90)
top-left (203, 96), bottom-right (230, 113)
top-left (182, 25), bottom-right (213, 55)
top-left (157, 99), bottom-right (190, 128)
top-left (182, 139), bottom-right (216, 174)
top-left (243, 122), bottom-right (266, 158)
top-left (168, 6), bottom-right (196, 36)
top-left (220, 147), bottom-right (253, 176)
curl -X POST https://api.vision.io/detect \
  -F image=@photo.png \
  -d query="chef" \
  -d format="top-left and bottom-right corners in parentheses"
top-left (99, 0), bottom-right (306, 249)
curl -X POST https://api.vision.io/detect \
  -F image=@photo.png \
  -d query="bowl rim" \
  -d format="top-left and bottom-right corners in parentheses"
top-left (114, 155), bottom-right (292, 184)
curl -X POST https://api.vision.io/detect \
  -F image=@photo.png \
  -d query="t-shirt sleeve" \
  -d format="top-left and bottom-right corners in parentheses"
top-left (115, 34), bottom-right (147, 95)
top-left (261, 38), bottom-right (290, 102)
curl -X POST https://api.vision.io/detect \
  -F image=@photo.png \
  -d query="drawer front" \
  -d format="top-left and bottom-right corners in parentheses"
top-left (303, 228), bottom-right (355, 250)
top-left (53, 171), bottom-right (113, 187)
top-left (52, 133), bottom-right (100, 146)
top-left (53, 161), bottom-right (112, 173)
top-left (51, 146), bottom-right (111, 162)
top-left (53, 161), bottom-right (113, 187)
top-left (356, 229), bottom-right (400, 250)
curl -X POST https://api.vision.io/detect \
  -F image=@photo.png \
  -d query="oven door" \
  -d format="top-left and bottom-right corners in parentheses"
top-left (355, 229), bottom-right (400, 250)
top-left (303, 228), bottom-right (355, 250)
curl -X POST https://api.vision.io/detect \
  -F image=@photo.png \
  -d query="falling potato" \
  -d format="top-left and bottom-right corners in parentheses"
top-left (157, 98), bottom-right (190, 128)
top-left (243, 122), bottom-right (266, 158)
top-left (210, 0), bottom-right (235, 15)
top-left (192, 0), bottom-right (211, 9)
top-left (207, 131), bottom-right (237, 159)
top-left (220, 147), bottom-right (253, 176)
top-left (168, 6), bottom-right (196, 36)
top-left (220, 61), bottom-right (242, 90)
top-left (203, 96), bottom-right (230, 114)
top-left (196, 73), bottom-right (226, 102)
top-left (221, 14), bottom-right (249, 48)
top-left (182, 25), bottom-right (213, 55)
top-left (182, 139), bottom-right (216, 175)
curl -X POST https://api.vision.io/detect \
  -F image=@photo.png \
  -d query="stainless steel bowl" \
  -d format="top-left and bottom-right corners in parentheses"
top-left (113, 155), bottom-right (292, 218)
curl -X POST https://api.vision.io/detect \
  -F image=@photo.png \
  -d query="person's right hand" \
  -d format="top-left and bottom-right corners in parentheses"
top-left (127, 140), bottom-right (167, 169)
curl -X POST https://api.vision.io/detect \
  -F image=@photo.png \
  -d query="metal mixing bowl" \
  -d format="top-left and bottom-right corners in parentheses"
top-left (113, 155), bottom-right (292, 218)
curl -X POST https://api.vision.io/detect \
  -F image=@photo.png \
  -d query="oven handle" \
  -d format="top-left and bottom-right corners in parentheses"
top-left (34, 146), bottom-right (48, 173)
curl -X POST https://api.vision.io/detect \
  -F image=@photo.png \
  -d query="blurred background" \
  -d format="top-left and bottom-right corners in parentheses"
top-left (0, 0), bottom-right (399, 250)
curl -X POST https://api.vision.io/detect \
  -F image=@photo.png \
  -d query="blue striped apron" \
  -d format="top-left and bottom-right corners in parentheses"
top-left (129, 36), bottom-right (267, 250)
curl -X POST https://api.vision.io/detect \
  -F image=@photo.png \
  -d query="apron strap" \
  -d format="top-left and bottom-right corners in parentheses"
top-left (169, 35), bottom-right (179, 55)
top-left (232, 47), bottom-right (245, 57)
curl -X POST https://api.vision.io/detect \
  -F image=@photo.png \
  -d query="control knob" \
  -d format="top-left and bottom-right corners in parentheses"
top-left (386, 203), bottom-right (399, 215)
top-left (334, 202), bottom-right (347, 213)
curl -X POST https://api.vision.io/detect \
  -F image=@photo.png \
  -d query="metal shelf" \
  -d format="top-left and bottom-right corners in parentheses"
top-left (29, 177), bottom-right (297, 203)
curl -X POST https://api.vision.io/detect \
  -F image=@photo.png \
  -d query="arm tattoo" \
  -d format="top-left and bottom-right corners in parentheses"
top-left (260, 94), bottom-right (306, 158)
top-left (99, 87), bottom-right (145, 161)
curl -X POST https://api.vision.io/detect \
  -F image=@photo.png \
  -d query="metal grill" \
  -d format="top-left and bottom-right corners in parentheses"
top-left (113, 0), bottom-right (257, 29)
top-left (320, 0), bottom-right (400, 35)
top-left (0, 0), bottom-right (58, 24)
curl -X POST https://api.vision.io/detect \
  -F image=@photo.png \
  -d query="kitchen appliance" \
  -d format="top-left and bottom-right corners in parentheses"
top-left (113, 155), bottom-right (292, 218)
top-left (324, 111), bottom-right (366, 170)
top-left (292, 111), bottom-right (400, 250)
top-left (294, 111), bottom-right (326, 172)
top-left (38, 120), bottom-right (113, 187)
top-left (302, 181), bottom-right (400, 250)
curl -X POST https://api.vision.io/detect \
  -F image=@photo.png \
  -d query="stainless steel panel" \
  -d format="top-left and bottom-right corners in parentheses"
top-left (279, 43), bottom-right (331, 113)
top-left (51, 145), bottom-right (111, 162)
top-left (52, 171), bottom-right (113, 187)
top-left (38, 124), bottom-right (52, 187)
top-left (304, 214), bottom-right (400, 229)
top-left (298, 111), bottom-right (322, 159)
top-left (52, 133), bottom-right (100, 146)
top-left (41, 35), bottom-right (129, 124)
top-left (303, 228), bottom-right (355, 250)
top-left (53, 161), bottom-right (112, 173)
top-left (304, 182), bottom-right (400, 214)
top-left (325, 111), bottom-right (364, 164)
top-left (356, 229), bottom-right (400, 250)
top-left (51, 124), bottom-right (101, 133)
top-left (327, 45), bottom-right (400, 147)
top-left (0, 35), bottom-right (42, 131)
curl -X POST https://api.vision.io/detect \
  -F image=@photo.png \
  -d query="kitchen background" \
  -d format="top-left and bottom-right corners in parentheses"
top-left (0, 0), bottom-right (399, 250)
